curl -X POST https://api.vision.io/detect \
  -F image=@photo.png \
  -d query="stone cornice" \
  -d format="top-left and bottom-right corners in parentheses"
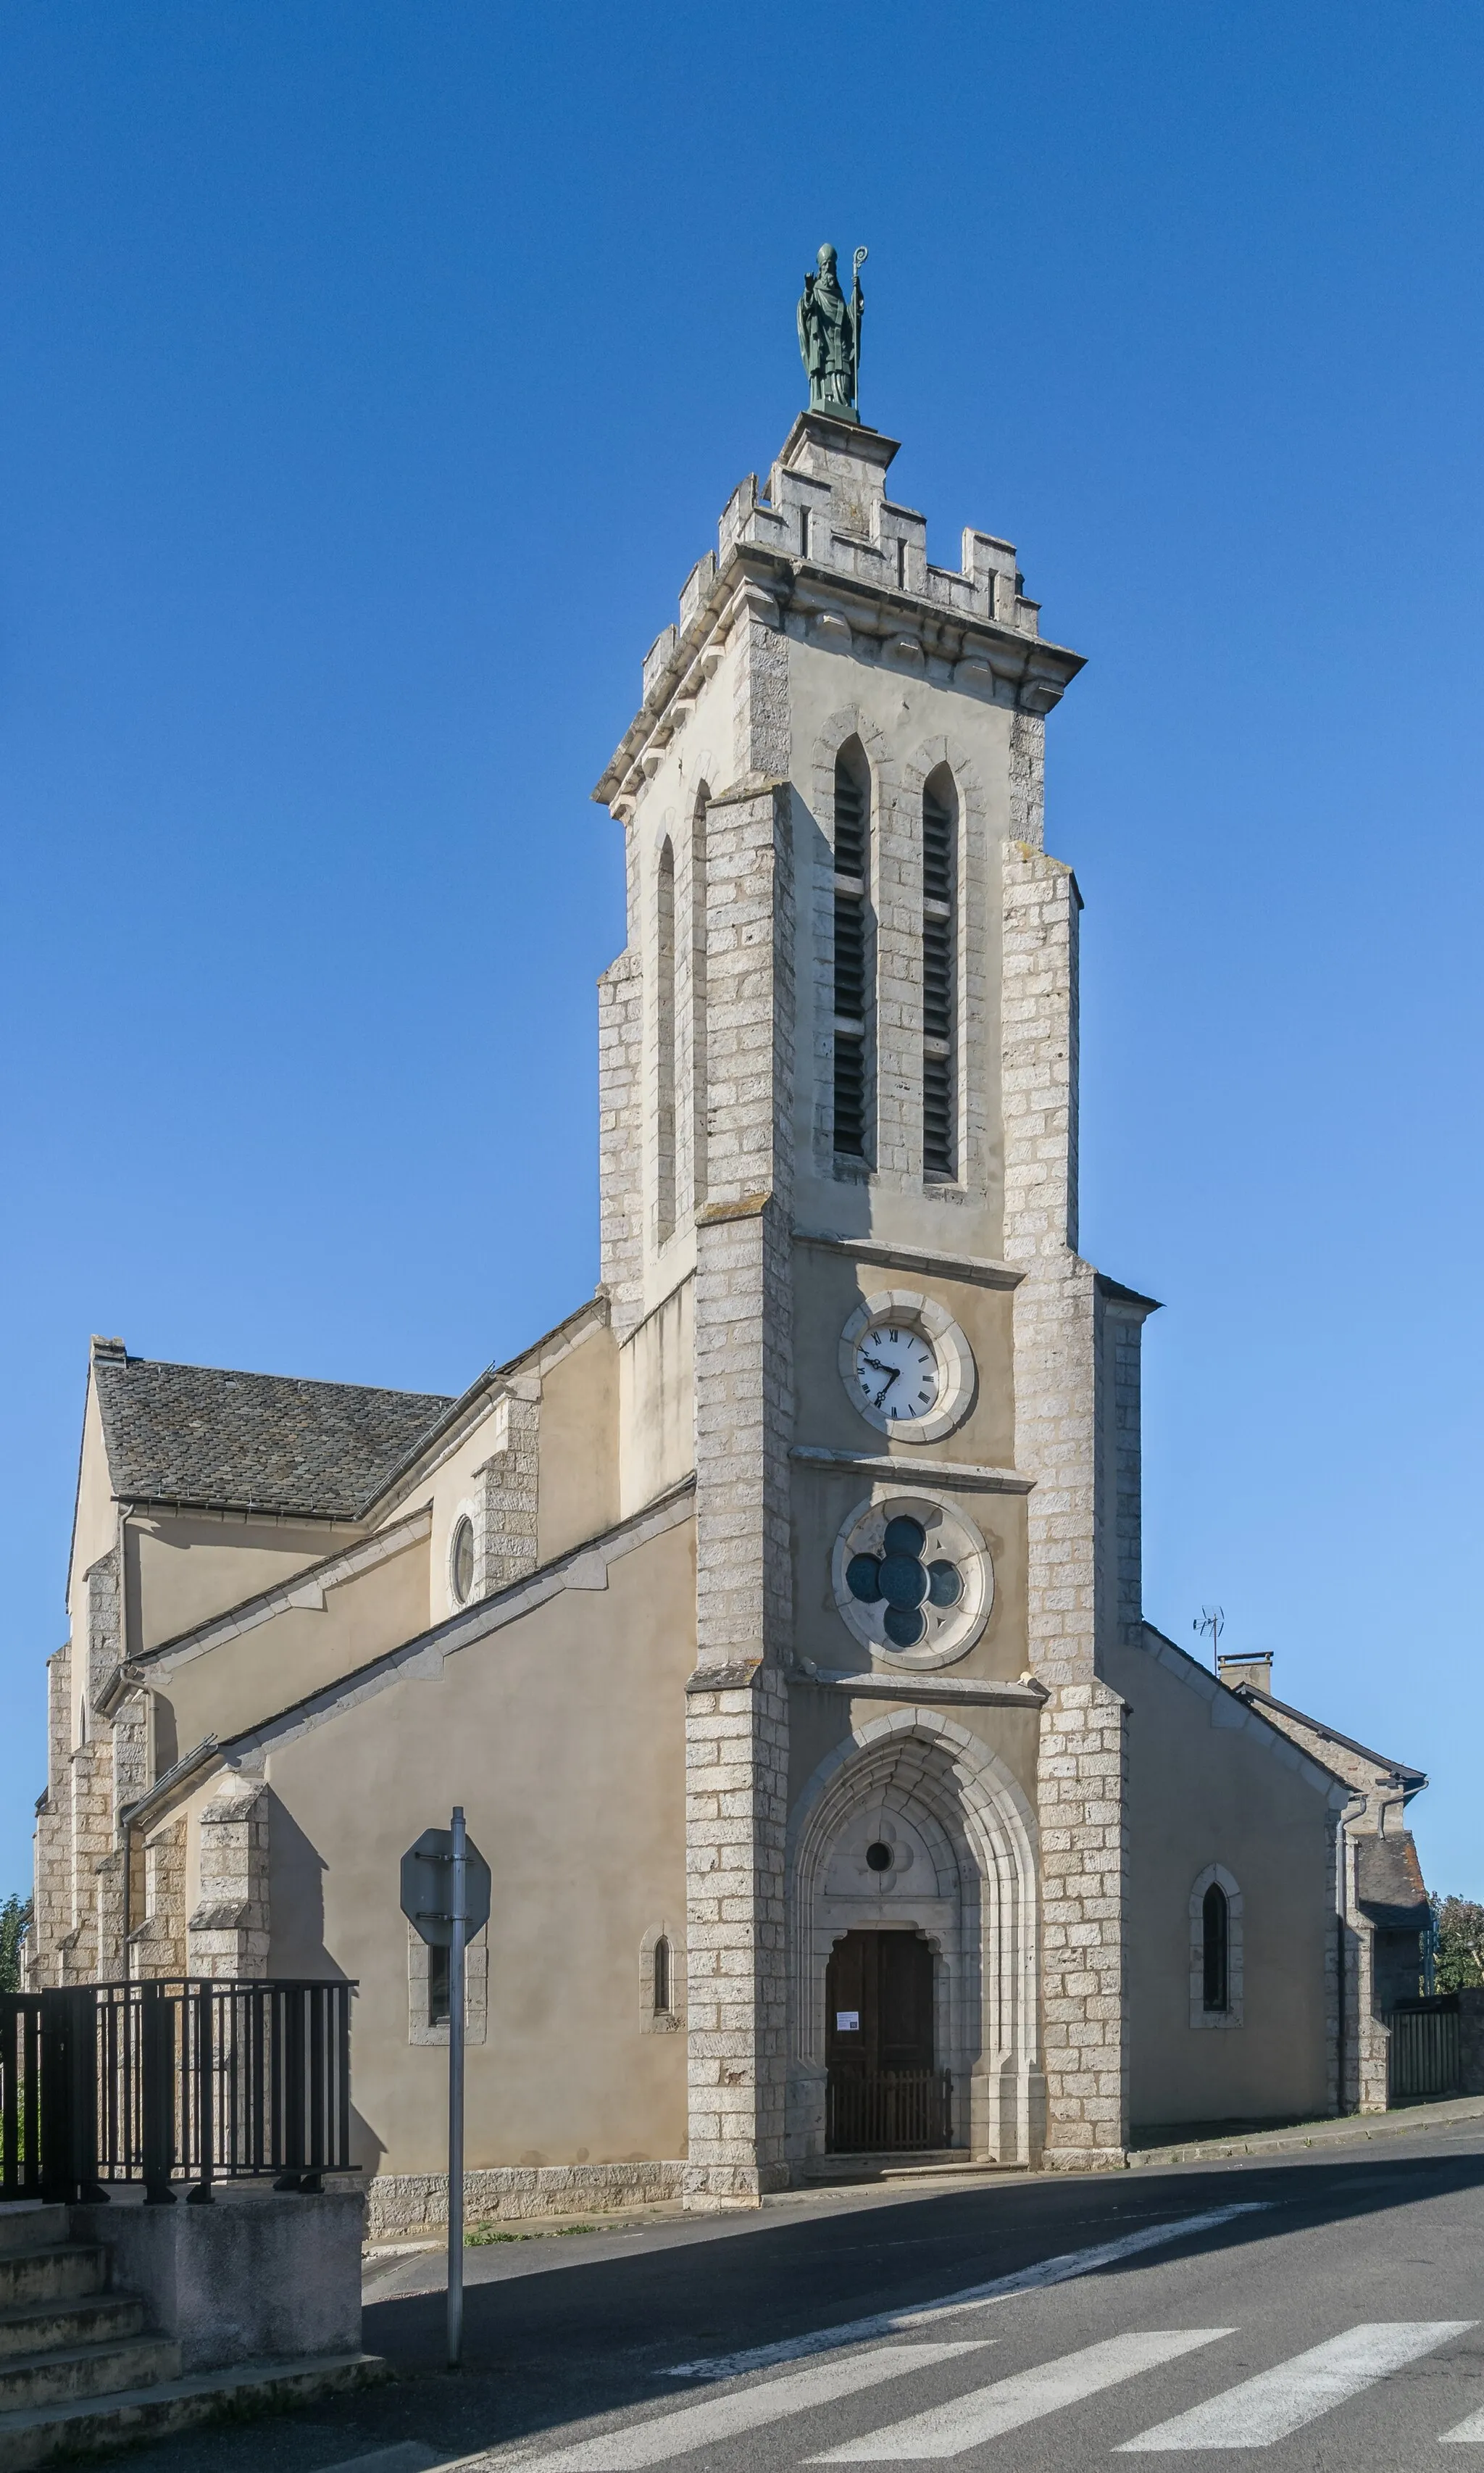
top-left (789, 1663), bottom-right (1048, 1709)
top-left (791, 1445), bottom-right (1033, 1495)
top-left (793, 1227), bottom-right (1023, 1291)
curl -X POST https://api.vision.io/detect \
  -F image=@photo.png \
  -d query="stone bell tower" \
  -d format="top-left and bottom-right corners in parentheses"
top-left (594, 312), bottom-right (1149, 2191)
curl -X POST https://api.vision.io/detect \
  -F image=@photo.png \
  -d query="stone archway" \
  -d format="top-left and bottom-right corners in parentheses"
top-left (785, 1711), bottom-right (1043, 2167)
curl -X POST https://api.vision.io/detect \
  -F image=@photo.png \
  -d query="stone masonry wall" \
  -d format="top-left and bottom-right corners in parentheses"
top-left (477, 1385), bottom-right (541, 1595)
top-left (685, 765), bottom-right (796, 2206)
top-left (598, 945), bottom-right (645, 1342)
top-left (188, 1776), bottom-right (270, 1979)
top-left (1002, 837), bottom-right (1128, 2166)
top-left (29, 1641), bottom-right (74, 1987)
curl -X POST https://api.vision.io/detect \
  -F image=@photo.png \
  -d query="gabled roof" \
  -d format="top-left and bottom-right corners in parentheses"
top-left (91, 1344), bottom-right (454, 1521)
top-left (1229, 1681), bottom-right (1427, 1793)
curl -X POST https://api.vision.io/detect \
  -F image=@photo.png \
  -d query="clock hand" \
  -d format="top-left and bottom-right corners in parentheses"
top-left (872, 1366), bottom-right (900, 1409)
top-left (859, 1353), bottom-right (896, 1377)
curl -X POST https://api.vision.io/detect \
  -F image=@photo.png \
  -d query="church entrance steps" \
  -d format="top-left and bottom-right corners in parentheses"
top-left (0, 2202), bottom-right (385, 2470)
top-left (801, 2153), bottom-right (1022, 2187)
top-left (0, 2346), bottom-right (387, 2472)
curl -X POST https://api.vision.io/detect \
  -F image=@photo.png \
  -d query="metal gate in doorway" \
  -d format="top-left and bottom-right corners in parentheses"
top-left (1389, 1996), bottom-right (1461, 2104)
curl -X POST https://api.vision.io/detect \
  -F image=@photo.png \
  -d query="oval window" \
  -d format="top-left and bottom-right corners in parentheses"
top-left (451, 1516), bottom-right (475, 1606)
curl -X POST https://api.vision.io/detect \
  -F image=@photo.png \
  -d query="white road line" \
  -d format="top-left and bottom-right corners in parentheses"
top-left (512, 2343), bottom-right (991, 2471)
top-left (1435, 2393), bottom-right (1484, 2443)
top-left (666, 2203), bottom-right (1270, 2381)
top-left (1119, 2320), bottom-right (1476, 2450)
top-left (809, 2328), bottom-right (1234, 2461)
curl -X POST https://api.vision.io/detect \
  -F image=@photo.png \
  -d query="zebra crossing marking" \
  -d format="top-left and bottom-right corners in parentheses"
top-left (809, 2328), bottom-right (1235, 2460)
top-left (1118, 2320), bottom-right (1475, 2450)
top-left (666, 2203), bottom-right (1270, 2380)
top-left (510, 2341), bottom-right (991, 2471)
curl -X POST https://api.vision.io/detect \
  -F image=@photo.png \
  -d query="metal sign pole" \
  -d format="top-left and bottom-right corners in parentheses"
top-left (447, 1803), bottom-right (467, 2370)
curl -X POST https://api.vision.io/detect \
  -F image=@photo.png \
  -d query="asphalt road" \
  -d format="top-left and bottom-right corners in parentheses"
top-left (113, 2119), bottom-right (1484, 2472)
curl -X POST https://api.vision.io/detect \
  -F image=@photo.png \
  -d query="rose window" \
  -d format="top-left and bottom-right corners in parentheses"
top-left (830, 1493), bottom-right (992, 1670)
top-left (846, 1516), bottom-right (962, 1650)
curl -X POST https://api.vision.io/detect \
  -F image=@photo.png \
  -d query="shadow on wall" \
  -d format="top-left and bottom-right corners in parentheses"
top-left (266, 1793), bottom-right (342, 1979)
top-left (265, 1794), bottom-right (388, 2174)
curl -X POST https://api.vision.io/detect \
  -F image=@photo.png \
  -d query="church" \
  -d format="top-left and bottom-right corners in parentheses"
top-left (28, 265), bottom-right (1432, 2221)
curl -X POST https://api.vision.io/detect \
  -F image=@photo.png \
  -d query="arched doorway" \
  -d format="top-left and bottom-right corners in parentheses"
top-left (825, 1925), bottom-right (949, 2152)
top-left (786, 1712), bottom-right (1043, 2168)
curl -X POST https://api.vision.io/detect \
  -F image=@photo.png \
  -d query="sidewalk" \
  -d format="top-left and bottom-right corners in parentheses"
top-left (1127, 2092), bottom-right (1484, 2169)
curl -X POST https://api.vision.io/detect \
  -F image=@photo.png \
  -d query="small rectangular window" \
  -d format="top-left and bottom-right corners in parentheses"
top-left (429, 1945), bottom-right (451, 2027)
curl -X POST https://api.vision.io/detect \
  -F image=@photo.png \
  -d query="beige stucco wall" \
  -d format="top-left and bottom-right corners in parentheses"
top-left (128, 1513), bottom-right (360, 1658)
top-left (788, 1244), bottom-right (1027, 1689)
top-left (149, 1526), bottom-right (431, 1759)
top-left (1111, 1634), bottom-right (1336, 2128)
top-left (618, 1280), bottom-right (693, 1520)
top-left (257, 1512), bottom-right (696, 2177)
top-left (68, 1382), bottom-right (119, 1637)
top-left (417, 1398), bottom-right (506, 1627)
top-left (538, 1319), bottom-right (621, 1558)
top-left (791, 1247), bottom-right (1016, 1469)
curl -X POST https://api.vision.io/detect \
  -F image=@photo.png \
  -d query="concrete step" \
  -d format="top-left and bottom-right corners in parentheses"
top-left (0, 2250), bottom-right (105, 2314)
top-left (0, 2347), bottom-right (387, 2471)
top-left (803, 2150), bottom-right (1001, 2184)
top-left (0, 2221), bottom-right (68, 2266)
top-left (0, 2297), bottom-right (148, 2364)
top-left (0, 2335), bottom-right (181, 2414)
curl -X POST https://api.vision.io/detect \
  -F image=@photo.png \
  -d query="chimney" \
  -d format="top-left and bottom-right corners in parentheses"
top-left (1217, 1650), bottom-right (1274, 1696)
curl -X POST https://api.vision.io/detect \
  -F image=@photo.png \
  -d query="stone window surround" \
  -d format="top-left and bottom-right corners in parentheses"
top-left (837, 1287), bottom-right (975, 1444)
top-left (447, 1496), bottom-right (479, 1616)
top-left (1189, 1863), bottom-right (1244, 2030)
top-left (408, 1921), bottom-right (489, 2047)
top-left (809, 713), bottom-right (990, 1202)
top-left (830, 1487), bottom-right (993, 1671)
top-left (639, 1919), bottom-right (684, 2034)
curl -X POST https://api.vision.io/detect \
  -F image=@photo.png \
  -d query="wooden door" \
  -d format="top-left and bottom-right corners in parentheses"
top-left (825, 1931), bottom-right (943, 2150)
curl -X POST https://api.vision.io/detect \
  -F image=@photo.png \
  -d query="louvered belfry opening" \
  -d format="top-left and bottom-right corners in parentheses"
top-left (656, 836), bottom-right (677, 1242)
top-left (833, 746), bottom-right (872, 1163)
top-left (922, 768), bottom-right (956, 1180)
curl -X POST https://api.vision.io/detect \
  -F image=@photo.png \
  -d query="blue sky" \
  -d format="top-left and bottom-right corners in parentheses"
top-left (1, 2), bottom-right (1480, 1900)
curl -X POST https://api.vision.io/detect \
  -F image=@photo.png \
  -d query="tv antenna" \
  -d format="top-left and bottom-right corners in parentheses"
top-left (1193, 1605), bottom-right (1225, 1671)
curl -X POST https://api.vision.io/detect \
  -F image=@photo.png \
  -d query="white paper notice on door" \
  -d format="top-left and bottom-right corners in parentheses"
top-left (835, 2010), bottom-right (861, 2032)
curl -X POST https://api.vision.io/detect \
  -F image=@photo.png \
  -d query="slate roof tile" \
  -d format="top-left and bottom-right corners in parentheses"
top-left (93, 1352), bottom-right (454, 1519)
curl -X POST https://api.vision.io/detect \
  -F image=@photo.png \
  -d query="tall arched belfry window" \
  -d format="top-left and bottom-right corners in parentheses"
top-left (1202, 1880), bottom-right (1230, 2013)
top-left (689, 789), bottom-right (709, 1213)
top-left (833, 744), bottom-right (872, 1163)
top-left (656, 837), bottom-right (677, 1243)
top-left (922, 766), bottom-right (957, 1180)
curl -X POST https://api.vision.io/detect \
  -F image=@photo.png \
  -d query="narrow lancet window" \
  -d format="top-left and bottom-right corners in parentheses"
top-left (653, 1933), bottom-right (672, 2016)
top-left (922, 768), bottom-right (957, 1179)
top-left (833, 746), bottom-right (872, 1163)
top-left (656, 838), bottom-right (676, 1242)
top-left (689, 791), bottom-right (709, 1213)
top-left (1202, 1882), bottom-right (1230, 2013)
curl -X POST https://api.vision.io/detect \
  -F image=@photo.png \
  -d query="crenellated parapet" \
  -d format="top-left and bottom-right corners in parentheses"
top-left (595, 409), bottom-right (1083, 822)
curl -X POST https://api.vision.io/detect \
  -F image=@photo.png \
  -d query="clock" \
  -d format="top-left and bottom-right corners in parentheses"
top-left (837, 1289), bottom-right (974, 1442)
top-left (852, 1323), bottom-right (939, 1424)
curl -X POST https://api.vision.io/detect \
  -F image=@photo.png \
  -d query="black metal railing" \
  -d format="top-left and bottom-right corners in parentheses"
top-left (1, 1979), bottom-right (354, 2204)
top-left (826, 2066), bottom-right (954, 2154)
top-left (1389, 1995), bottom-right (1462, 2105)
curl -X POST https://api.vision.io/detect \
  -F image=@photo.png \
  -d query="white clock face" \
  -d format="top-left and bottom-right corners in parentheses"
top-left (854, 1323), bottom-right (939, 1423)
